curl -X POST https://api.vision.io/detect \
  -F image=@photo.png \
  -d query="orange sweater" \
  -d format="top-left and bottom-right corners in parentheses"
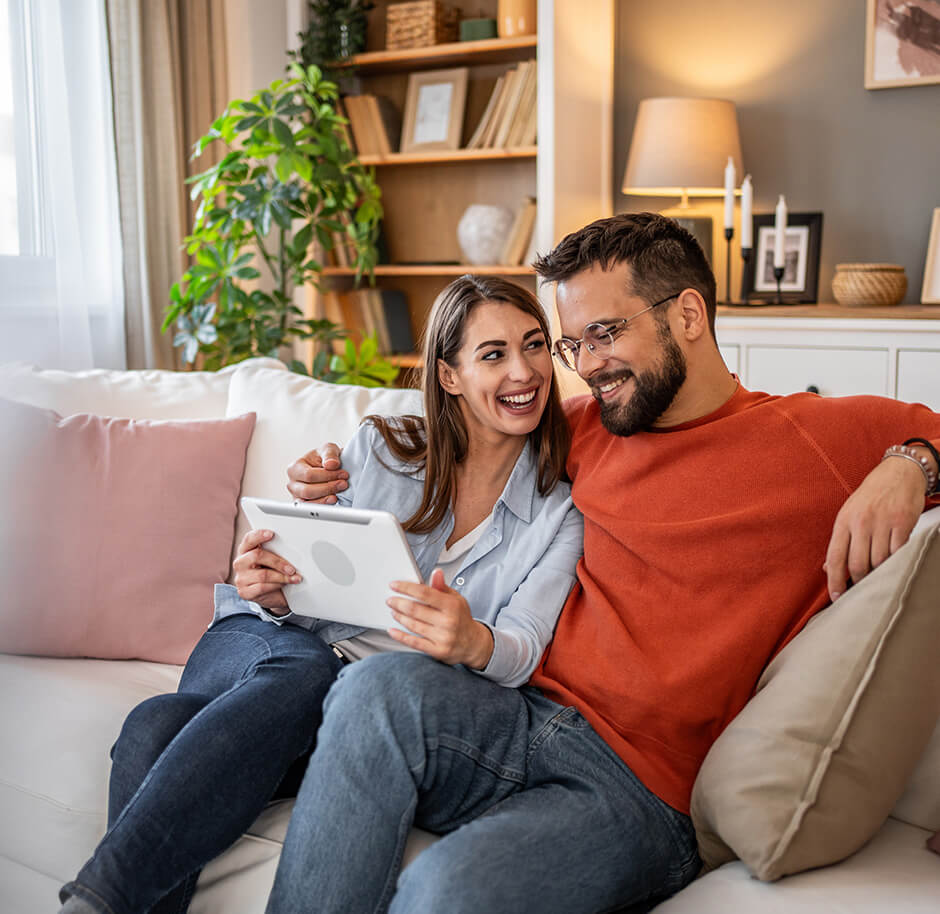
top-left (530, 385), bottom-right (940, 814)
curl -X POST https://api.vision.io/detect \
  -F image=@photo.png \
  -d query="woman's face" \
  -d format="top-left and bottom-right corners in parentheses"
top-left (438, 301), bottom-right (553, 445)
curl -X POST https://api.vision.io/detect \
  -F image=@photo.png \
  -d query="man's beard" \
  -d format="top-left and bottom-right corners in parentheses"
top-left (593, 326), bottom-right (687, 437)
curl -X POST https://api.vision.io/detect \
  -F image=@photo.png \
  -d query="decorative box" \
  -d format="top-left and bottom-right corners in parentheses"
top-left (386, 1), bottom-right (459, 50)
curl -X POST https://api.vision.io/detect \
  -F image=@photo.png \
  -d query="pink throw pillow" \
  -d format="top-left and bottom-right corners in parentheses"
top-left (0, 399), bottom-right (255, 664)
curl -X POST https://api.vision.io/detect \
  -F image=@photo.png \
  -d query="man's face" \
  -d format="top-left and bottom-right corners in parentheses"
top-left (555, 262), bottom-right (687, 437)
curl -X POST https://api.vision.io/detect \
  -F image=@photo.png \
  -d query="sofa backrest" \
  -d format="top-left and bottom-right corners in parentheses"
top-left (0, 357), bottom-right (286, 420)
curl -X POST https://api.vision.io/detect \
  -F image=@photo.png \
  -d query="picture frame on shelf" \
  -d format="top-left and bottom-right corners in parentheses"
top-left (742, 212), bottom-right (823, 305)
top-left (864, 0), bottom-right (940, 89)
top-left (922, 207), bottom-right (940, 305)
top-left (400, 67), bottom-right (469, 153)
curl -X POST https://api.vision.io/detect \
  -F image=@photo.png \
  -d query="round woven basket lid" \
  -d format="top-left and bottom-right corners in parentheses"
top-left (834, 262), bottom-right (905, 272)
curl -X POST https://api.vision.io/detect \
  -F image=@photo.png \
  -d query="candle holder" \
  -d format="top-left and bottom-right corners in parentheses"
top-left (740, 247), bottom-right (752, 305)
top-left (722, 227), bottom-right (734, 304)
top-left (774, 266), bottom-right (785, 305)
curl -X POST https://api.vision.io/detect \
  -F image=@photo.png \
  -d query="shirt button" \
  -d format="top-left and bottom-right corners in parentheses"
top-left (455, 576), bottom-right (465, 586)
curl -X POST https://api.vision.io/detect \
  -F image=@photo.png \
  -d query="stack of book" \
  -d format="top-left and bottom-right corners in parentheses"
top-left (466, 60), bottom-right (538, 150)
top-left (501, 197), bottom-right (537, 266)
top-left (339, 95), bottom-right (402, 156)
top-left (321, 287), bottom-right (415, 355)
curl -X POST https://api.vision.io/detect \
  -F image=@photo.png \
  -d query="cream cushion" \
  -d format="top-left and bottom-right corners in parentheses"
top-left (0, 357), bottom-right (284, 420)
top-left (691, 507), bottom-right (940, 881)
top-left (225, 365), bottom-right (422, 554)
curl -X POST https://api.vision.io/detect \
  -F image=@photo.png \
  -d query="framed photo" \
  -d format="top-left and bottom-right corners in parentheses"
top-left (922, 207), bottom-right (940, 304)
top-left (865, 0), bottom-right (940, 89)
top-left (741, 212), bottom-right (823, 304)
top-left (400, 67), bottom-right (468, 153)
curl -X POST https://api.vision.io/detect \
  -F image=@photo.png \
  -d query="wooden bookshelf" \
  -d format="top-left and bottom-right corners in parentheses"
top-left (323, 264), bottom-right (536, 277)
top-left (357, 146), bottom-right (536, 166)
top-left (338, 35), bottom-right (537, 74)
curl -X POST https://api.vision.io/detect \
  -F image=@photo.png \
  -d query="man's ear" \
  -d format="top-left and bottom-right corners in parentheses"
top-left (437, 358), bottom-right (461, 396)
top-left (676, 289), bottom-right (709, 341)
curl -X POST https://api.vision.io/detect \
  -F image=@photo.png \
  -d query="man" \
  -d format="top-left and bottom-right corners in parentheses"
top-left (267, 213), bottom-right (940, 913)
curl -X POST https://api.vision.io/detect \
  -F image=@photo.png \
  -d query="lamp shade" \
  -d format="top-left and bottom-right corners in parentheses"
top-left (622, 97), bottom-right (743, 198)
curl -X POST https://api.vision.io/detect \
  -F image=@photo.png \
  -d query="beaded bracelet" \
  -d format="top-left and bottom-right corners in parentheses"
top-left (882, 445), bottom-right (938, 496)
top-left (903, 438), bottom-right (940, 496)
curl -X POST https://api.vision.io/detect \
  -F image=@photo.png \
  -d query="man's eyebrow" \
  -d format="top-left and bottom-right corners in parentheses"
top-left (474, 328), bottom-right (544, 352)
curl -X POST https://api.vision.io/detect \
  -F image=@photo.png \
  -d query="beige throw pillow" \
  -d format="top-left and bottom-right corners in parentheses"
top-left (691, 507), bottom-right (940, 882)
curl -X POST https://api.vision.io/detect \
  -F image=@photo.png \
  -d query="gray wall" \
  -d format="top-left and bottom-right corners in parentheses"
top-left (615, 0), bottom-right (940, 304)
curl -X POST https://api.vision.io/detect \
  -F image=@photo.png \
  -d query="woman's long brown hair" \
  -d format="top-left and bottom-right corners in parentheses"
top-left (366, 275), bottom-right (570, 534)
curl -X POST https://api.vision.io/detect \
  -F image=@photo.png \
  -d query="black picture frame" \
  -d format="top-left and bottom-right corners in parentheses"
top-left (740, 211), bottom-right (823, 304)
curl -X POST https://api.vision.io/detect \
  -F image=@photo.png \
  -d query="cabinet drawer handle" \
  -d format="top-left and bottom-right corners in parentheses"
top-left (806, 385), bottom-right (820, 394)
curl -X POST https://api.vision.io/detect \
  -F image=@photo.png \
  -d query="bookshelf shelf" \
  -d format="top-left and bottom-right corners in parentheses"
top-left (339, 35), bottom-right (537, 74)
top-left (323, 264), bottom-right (536, 277)
top-left (357, 146), bottom-right (536, 166)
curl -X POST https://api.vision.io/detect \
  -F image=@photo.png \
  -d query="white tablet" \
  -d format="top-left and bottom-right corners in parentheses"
top-left (239, 497), bottom-right (423, 631)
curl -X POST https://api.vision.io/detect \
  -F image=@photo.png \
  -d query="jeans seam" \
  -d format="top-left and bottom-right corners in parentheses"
top-left (66, 881), bottom-right (120, 914)
top-left (435, 734), bottom-right (526, 784)
top-left (374, 795), bottom-right (419, 914)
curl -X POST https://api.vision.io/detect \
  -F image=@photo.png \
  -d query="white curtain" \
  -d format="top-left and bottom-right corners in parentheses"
top-left (0, 0), bottom-right (125, 370)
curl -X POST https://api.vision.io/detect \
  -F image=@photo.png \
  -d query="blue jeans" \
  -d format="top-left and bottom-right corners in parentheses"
top-left (266, 652), bottom-right (701, 914)
top-left (60, 614), bottom-right (343, 914)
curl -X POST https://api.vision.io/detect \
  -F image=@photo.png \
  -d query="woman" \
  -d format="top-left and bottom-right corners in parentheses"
top-left (59, 275), bottom-right (583, 914)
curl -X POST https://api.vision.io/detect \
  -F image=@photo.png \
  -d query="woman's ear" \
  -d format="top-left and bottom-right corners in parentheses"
top-left (437, 358), bottom-right (461, 396)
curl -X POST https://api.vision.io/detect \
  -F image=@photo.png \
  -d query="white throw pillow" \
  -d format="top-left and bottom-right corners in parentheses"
top-left (0, 356), bottom-right (285, 420)
top-left (225, 365), bottom-right (423, 558)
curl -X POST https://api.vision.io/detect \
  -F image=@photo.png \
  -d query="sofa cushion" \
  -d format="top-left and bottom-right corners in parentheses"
top-left (690, 507), bottom-right (940, 881)
top-left (653, 818), bottom-right (940, 914)
top-left (892, 716), bottom-right (940, 833)
top-left (0, 400), bottom-right (255, 663)
top-left (0, 356), bottom-right (285, 420)
top-left (225, 365), bottom-right (422, 559)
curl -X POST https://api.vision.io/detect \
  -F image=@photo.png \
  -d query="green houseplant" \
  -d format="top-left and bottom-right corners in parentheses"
top-left (292, 0), bottom-right (375, 79)
top-left (164, 62), bottom-right (398, 386)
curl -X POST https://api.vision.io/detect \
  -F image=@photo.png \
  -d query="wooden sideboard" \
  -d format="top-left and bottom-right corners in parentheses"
top-left (715, 305), bottom-right (940, 410)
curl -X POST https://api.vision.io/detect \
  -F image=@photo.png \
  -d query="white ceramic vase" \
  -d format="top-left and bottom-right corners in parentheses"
top-left (457, 204), bottom-right (514, 265)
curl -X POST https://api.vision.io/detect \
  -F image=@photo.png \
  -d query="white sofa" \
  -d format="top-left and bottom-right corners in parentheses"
top-left (0, 358), bottom-right (938, 913)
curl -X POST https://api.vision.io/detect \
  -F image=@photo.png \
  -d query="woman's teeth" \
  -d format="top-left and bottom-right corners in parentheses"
top-left (498, 390), bottom-right (537, 407)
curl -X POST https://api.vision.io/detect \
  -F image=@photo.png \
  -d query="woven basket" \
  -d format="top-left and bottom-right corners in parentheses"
top-left (831, 263), bottom-right (907, 307)
top-left (386, 1), bottom-right (459, 49)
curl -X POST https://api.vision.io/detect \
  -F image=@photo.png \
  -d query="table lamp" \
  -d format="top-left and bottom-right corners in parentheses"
top-left (622, 97), bottom-right (743, 264)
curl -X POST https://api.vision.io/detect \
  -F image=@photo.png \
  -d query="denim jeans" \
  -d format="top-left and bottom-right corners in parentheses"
top-left (266, 652), bottom-right (701, 914)
top-left (60, 614), bottom-right (343, 914)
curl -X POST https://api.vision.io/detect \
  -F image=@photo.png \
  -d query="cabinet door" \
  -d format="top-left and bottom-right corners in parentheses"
top-left (719, 344), bottom-right (740, 375)
top-left (746, 346), bottom-right (889, 397)
top-left (897, 349), bottom-right (940, 410)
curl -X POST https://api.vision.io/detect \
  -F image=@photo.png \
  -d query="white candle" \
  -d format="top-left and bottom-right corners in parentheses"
top-left (773, 194), bottom-right (788, 269)
top-left (723, 157), bottom-right (735, 231)
top-left (740, 175), bottom-right (753, 249)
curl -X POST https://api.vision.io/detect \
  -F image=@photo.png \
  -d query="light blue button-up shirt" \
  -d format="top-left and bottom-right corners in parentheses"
top-left (215, 421), bottom-right (583, 687)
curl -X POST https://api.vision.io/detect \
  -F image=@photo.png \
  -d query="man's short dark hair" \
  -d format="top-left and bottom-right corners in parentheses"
top-left (533, 212), bottom-right (718, 337)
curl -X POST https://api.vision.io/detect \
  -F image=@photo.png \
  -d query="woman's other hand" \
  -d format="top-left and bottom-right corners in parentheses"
top-left (232, 529), bottom-right (301, 614)
top-left (386, 570), bottom-right (495, 670)
top-left (286, 443), bottom-right (348, 503)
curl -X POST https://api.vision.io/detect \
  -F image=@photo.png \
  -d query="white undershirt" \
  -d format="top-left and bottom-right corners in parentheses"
top-left (333, 513), bottom-right (493, 662)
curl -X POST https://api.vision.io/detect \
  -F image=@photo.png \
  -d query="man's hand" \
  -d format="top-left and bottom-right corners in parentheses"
top-left (232, 529), bottom-right (301, 613)
top-left (286, 443), bottom-right (347, 503)
top-left (386, 570), bottom-right (495, 670)
top-left (824, 456), bottom-right (927, 601)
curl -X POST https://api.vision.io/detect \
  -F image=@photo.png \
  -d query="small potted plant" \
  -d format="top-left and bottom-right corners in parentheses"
top-left (293, 0), bottom-right (375, 79)
top-left (164, 62), bottom-right (397, 387)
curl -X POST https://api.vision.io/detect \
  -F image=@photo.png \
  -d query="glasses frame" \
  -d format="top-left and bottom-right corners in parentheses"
top-left (552, 292), bottom-right (682, 371)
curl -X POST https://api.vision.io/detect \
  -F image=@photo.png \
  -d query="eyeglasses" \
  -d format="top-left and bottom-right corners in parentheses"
top-left (551, 293), bottom-right (682, 371)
